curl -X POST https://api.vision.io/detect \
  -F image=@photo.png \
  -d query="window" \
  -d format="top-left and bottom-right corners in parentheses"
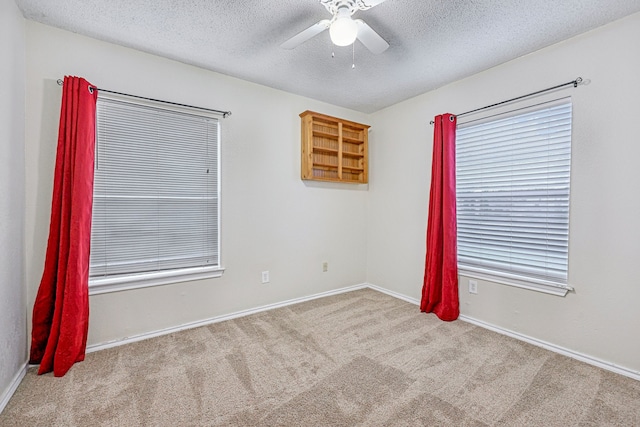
top-left (89, 95), bottom-right (222, 294)
top-left (455, 99), bottom-right (572, 295)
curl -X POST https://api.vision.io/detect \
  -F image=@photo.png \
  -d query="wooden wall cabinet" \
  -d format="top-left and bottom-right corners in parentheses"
top-left (300, 110), bottom-right (370, 184)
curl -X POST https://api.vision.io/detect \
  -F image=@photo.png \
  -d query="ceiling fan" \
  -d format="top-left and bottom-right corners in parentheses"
top-left (281, 0), bottom-right (390, 54)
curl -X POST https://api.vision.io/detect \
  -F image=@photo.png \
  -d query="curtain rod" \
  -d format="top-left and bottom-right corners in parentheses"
top-left (429, 77), bottom-right (582, 125)
top-left (56, 79), bottom-right (232, 118)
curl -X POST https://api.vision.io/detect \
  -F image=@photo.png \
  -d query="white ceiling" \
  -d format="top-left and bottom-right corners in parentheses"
top-left (15, 0), bottom-right (640, 113)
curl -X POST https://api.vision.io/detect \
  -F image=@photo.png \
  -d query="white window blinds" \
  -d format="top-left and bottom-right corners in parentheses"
top-left (455, 100), bottom-right (572, 286)
top-left (90, 96), bottom-right (220, 281)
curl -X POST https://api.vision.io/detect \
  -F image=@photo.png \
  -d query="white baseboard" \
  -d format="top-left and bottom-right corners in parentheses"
top-left (87, 283), bottom-right (368, 353)
top-left (86, 281), bottom-right (640, 382)
top-left (0, 362), bottom-right (27, 414)
top-left (366, 283), bottom-right (420, 305)
top-left (364, 282), bottom-right (640, 382)
top-left (458, 314), bottom-right (640, 381)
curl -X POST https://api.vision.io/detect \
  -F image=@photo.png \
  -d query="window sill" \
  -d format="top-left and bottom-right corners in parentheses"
top-left (88, 266), bottom-right (225, 295)
top-left (458, 267), bottom-right (573, 297)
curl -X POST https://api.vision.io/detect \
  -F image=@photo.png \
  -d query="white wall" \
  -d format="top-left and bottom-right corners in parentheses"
top-left (25, 22), bottom-right (369, 346)
top-left (368, 12), bottom-right (640, 373)
top-left (0, 0), bottom-right (27, 408)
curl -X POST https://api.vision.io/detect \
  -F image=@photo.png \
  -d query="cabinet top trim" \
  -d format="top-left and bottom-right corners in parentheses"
top-left (299, 110), bottom-right (371, 130)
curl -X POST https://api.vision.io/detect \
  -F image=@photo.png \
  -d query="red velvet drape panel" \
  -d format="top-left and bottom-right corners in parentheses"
top-left (420, 113), bottom-right (459, 321)
top-left (29, 76), bottom-right (98, 376)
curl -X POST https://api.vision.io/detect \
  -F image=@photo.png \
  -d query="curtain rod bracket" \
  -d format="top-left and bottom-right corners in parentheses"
top-left (57, 78), bottom-right (231, 118)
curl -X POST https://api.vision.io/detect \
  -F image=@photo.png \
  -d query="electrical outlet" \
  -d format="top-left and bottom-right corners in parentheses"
top-left (322, 262), bottom-right (328, 272)
top-left (261, 271), bottom-right (270, 284)
top-left (469, 280), bottom-right (478, 294)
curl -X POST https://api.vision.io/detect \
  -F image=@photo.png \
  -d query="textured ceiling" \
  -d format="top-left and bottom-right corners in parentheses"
top-left (14, 0), bottom-right (640, 113)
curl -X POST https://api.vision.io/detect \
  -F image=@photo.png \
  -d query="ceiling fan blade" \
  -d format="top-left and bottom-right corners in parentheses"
top-left (356, 0), bottom-right (387, 9)
top-left (355, 19), bottom-right (389, 54)
top-left (281, 20), bottom-right (331, 50)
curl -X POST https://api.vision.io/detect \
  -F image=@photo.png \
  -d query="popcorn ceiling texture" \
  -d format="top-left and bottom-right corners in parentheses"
top-left (2, 289), bottom-right (640, 425)
top-left (12, 0), bottom-right (640, 113)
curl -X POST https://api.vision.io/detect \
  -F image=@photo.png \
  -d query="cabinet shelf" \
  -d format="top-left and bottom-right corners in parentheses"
top-left (314, 162), bottom-right (339, 169)
top-left (301, 110), bottom-right (369, 184)
top-left (312, 130), bottom-right (339, 140)
top-left (342, 151), bottom-right (364, 158)
top-left (313, 146), bottom-right (339, 154)
top-left (342, 135), bottom-right (365, 144)
top-left (342, 165), bottom-right (364, 172)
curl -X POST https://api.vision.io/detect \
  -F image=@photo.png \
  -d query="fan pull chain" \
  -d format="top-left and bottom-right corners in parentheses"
top-left (352, 43), bottom-right (355, 69)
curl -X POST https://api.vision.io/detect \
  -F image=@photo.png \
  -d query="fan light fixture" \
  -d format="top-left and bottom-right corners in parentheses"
top-left (329, 8), bottom-right (358, 46)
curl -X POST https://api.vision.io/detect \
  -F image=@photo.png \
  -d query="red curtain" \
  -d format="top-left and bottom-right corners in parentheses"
top-left (29, 76), bottom-right (98, 376)
top-left (421, 113), bottom-right (459, 321)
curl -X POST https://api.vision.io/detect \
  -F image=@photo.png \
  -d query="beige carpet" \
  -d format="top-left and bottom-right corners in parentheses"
top-left (2, 288), bottom-right (639, 426)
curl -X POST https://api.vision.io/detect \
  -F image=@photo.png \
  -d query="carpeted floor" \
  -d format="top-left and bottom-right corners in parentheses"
top-left (2, 288), bottom-right (639, 426)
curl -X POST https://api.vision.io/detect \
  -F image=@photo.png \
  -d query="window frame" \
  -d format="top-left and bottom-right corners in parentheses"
top-left (455, 97), bottom-right (574, 296)
top-left (89, 93), bottom-right (224, 295)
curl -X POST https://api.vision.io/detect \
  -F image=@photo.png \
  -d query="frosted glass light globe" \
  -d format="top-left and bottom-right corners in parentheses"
top-left (330, 16), bottom-right (358, 46)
